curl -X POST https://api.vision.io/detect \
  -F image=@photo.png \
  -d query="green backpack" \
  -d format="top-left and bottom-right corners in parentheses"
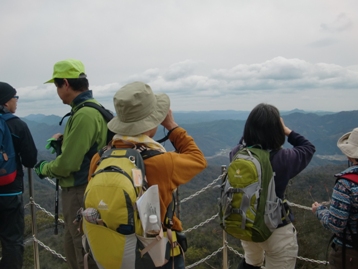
top-left (219, 147), bottom-right (284, 242)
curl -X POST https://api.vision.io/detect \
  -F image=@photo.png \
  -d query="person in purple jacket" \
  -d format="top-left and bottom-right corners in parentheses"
top-left (230, 103), bottom-right (316, 269)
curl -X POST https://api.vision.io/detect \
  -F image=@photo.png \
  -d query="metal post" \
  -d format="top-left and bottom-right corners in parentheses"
top-left (28, 168), bottom-right (40, 269)
top-left (221, 165), bottom-right (228, 269)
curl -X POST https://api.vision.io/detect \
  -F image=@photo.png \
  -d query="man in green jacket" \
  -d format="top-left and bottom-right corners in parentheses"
top-left (35, 59), bottom-right (107, 269)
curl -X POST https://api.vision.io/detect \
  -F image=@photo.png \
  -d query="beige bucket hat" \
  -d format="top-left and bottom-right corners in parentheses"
top-left (108, 81), bottom-right (170, 136)
top-left (337, 128), bottom-right (358, 159)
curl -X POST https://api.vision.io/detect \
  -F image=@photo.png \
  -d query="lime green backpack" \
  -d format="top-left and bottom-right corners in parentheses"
top-left (82, 148), bottom-right (170, 269)
top-left (219, 147), bottom-right (284, 242)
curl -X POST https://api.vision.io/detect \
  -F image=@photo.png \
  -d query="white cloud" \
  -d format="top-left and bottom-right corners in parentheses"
top-left (12, 57), bottom-right (358, 117)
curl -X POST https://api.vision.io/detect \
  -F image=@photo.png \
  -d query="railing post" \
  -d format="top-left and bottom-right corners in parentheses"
top-left (28, 168), bottom-right (40, 269)
top-left (221, 165), bottom-right (228, 269)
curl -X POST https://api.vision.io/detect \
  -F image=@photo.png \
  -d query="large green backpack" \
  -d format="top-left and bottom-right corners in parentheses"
top-left (82, 148), bottom-right (171, 269)
top-left (219, 147), bottom-right (284, 242)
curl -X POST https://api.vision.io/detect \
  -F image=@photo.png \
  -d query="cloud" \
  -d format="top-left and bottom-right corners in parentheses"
top-left (162, 60), bottom-right (198, 80)
top-left (307, 38), bottom-right (338, 48)
top-left (320, 13), bottom-right (353, 33)
top-left (14, 57), bottom-right (358, 117)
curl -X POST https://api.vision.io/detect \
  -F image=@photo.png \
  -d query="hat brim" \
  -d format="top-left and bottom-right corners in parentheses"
top-left (337, 131), bottom-right (358, 159)
top-left (44, 78), bottom-right (55, 84)
top-left (107, 93), bottom-right (170, 136)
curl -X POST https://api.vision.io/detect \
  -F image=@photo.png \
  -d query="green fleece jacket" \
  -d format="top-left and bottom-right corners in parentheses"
top-left (42, 90), bottom-right (107, 187)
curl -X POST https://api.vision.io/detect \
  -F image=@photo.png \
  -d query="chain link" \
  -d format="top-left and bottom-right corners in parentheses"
top-left (297, 255), bottom-right (329, 265)
top-left (225, 242), bottom-right (244, 258)
top-left (185, 246), bottom-right (224, 269)
top-left (44, 177), bottom-right (62, 190)
top-left (181, 174), bottom-right (223, 203)
top-left (287, 201), bottom-right (311, 211)
top-left (183, 214), bottom-right (218, 233)
top-left (33, 235), bottom-right (67, 261)
top-left (29, 200), bottom-right (65, 224)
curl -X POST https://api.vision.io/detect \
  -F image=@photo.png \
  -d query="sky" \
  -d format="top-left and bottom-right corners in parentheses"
top-left (1, 0), bottom-right (358, 117)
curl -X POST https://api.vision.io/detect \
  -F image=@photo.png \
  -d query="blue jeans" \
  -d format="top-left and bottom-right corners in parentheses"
top-left (158, 254), bottom-right (185, 269)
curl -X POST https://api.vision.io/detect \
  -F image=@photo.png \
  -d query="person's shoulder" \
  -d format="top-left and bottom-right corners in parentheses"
top-left (5, 114), bottom-right (27, 126)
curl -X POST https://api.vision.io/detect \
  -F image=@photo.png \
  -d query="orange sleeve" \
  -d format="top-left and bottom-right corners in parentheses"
top-left (167, 127), bottom-right (207, 188)
top-left (88, 153), bottom-right (101, 181)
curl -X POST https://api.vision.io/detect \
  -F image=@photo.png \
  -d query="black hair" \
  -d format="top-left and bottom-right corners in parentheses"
top-left (54, 74), bottom-right (89, 92)
top-left (243, 103), bottom-right (285, 150)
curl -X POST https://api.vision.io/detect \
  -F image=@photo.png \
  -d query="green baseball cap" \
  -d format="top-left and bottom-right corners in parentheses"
top-left (45, 59), bottom-right (87, 83)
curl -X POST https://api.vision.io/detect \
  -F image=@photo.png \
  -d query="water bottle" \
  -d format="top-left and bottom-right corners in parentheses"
top-left (145, 214), bottom-right (161, 238)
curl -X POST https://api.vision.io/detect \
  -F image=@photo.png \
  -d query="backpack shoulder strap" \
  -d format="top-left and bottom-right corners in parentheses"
top-left (80, 102), bottom-right (114, 122)
top-left (1, 113), bottom-right (19, 139)
top-left (59, 102), bottom-right (114, 126)
top-left (140, 149), bottom-right (163, 160)
top-left (139, 149), bottom-right (177, 228)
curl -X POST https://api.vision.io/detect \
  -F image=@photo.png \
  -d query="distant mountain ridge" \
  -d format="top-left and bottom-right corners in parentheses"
top-left (24, 109), bottom-right (334, 125)
top-left (21, 110), bottom-right (357, 162)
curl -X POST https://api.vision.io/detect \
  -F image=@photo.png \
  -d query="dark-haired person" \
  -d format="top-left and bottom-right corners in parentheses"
top-left (0, 82), bottom-right (37, 269)
top-left (230, 103), bottom-right (315, 269)
top-left (34, 59), bottom-right (107, 269)
top-left (312, 128), bottom-right (358, 269)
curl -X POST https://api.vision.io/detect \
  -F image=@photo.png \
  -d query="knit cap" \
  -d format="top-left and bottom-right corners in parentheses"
top-left (0, 82), bottom-right (17, 105)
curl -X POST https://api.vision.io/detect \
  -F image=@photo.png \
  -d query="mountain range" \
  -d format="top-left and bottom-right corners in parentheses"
top-left (21, 109), bottom-right (358, 166)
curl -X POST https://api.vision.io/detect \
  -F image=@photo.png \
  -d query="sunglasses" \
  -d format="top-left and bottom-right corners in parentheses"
top-left (13, 96), bottom-right (19, 100)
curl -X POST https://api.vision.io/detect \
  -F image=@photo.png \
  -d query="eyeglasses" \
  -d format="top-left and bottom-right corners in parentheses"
top-left (13, 96), bottom-right (19, 100)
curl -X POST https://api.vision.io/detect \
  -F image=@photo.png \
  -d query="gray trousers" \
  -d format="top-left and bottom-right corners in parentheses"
top-left (62, 184), bottom-right (97, 269)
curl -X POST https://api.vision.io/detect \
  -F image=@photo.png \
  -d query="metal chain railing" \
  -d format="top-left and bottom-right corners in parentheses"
top-left (226, 242), bottom-right (244, 259)
top-left (296, 255), bottom-right (329, 265)
top-left (33, 236), bottom-right (67, 261)
top-left (181, 175), bottom-right (223, 203)
top-left (287, 201), bottom-right (312, 211)
top-left (28, 200), bottom-right (65, 224)
top-left (44, 177), bottom-right (62, 190)
top-left (29, 171), bottom-right (330, 268)
top-left (185, 246), bottom-right (224, 269)
top-left (183, 213), bottom-right (218, 233)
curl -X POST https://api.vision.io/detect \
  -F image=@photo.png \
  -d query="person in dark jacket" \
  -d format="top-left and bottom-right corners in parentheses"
top-left (0, 81), bottom-right (37, 269)
top-left (230, 103), bottom-right (315, 269)
top-left (312, 127), bottom-right (358, 269)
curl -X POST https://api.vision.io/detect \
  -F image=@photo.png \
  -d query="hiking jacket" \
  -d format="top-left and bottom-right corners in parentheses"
top-left (230, 131), bottom-right (315, 199)
top-left (90, 127), bottom-right (207, 231)
top-left (0, 112), bottom-right (37, 195)
top-left (42, 90), bottom-right (107, 188)
top-left (315, 166), bottom-right (358, 247)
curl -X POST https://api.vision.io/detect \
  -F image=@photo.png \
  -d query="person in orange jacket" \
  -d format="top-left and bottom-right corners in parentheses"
top-left (89, 81), bottom-right (207, 268)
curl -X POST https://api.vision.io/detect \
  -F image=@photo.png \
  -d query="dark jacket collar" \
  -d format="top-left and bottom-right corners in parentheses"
top-left (70, 90), bottom-right (93, 108)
